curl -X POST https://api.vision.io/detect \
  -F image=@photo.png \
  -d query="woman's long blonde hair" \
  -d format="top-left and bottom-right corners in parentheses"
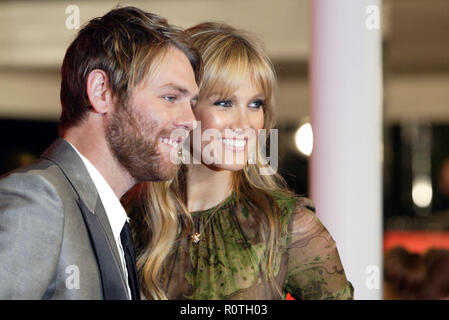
top-left (126, 22), bottom-right (294, 300)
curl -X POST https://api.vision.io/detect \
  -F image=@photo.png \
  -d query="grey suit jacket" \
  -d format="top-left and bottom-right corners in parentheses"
top-left (0, 138), bottom-right (131, 299)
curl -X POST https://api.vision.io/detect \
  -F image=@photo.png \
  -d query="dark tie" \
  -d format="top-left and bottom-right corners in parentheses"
top-left (120, 222), bottom-right (141, 300)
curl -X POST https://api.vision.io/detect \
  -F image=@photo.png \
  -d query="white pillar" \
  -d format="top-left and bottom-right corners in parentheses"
top-left (310, 0), bottom-right (383, 299)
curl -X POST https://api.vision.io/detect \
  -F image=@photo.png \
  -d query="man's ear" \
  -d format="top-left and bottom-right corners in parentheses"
top-left (86, 69), bottom-right (113, 114)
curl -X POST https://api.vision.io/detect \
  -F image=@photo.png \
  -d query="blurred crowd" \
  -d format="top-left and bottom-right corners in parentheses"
top-left (384, 246), bottom-right (449, 299)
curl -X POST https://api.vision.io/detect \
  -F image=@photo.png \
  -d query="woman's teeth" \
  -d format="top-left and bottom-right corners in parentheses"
top-left (218, 138), bottom-right (246, 148)
top-left (160, 137), bottom-right (179, 148)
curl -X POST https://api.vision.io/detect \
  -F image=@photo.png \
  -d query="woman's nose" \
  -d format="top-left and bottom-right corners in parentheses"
top-left (233, 107), bottom-right (251, 132)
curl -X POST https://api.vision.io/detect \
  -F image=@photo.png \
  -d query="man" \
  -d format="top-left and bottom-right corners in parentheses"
top-left (0, 7), bottom-right (200, 299)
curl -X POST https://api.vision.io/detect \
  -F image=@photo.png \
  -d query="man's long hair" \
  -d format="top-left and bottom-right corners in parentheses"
top-left (59, 6), bottom-right (201, 135)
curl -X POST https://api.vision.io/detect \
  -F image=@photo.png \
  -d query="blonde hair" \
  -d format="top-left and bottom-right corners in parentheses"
top-left (126, 22), bottom-right (294, 299)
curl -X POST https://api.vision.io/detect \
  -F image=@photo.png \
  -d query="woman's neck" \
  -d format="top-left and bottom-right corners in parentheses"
top-left (186, 164), bottom-right (233, 212)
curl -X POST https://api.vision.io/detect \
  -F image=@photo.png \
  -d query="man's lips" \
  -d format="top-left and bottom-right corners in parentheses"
top-left (159, 135), bottom-right (183, 148)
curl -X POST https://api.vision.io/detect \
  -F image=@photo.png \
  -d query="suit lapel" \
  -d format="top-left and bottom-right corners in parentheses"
top-left (41, 138), bottom-right (130, 300)
top-left (92, 192), bottom-right (126, 284)
top-left (78, 199), bottom-right (128, 300)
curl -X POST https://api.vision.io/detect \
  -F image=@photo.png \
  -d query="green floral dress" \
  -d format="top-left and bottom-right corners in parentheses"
top-left (163, 192), bottom-right (354, 300)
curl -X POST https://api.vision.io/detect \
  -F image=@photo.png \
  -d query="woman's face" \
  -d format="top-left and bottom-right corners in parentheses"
top-left (192, 74), bottom-right (265, 171)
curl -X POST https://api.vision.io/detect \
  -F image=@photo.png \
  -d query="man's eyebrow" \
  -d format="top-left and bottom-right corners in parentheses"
top-left (159, 83), bottom-right (191, 95)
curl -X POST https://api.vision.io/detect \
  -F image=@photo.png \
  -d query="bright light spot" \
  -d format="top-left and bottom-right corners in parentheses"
top-left (295, 123), bottom-right (313, 156)
top-left (412, 176), bottom-right (433, 208)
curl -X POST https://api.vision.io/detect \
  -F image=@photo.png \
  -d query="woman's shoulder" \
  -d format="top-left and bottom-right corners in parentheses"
top-left (267, 191), bottom-right (317, 236)
top-left (269, 191), bottom-right (316, 216)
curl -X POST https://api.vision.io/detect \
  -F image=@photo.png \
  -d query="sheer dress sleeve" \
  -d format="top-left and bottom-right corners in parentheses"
top-left (283, 198), bottom-right (354, 300)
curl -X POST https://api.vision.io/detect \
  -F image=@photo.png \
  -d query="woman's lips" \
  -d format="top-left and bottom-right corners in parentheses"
top-left (217, 137), bottom-right (247, 151)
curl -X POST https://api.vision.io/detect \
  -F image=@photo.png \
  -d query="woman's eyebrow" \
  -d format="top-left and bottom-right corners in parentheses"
top-left (251, 93), bottom-right (266, 100)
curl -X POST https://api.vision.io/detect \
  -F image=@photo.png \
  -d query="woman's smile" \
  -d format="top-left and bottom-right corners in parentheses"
top-left (217, 137), bottom-right (248, 152)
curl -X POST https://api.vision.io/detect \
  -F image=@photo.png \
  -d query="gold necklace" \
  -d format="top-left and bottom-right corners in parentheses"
top-left (189, 194), bottom-right (232, 245)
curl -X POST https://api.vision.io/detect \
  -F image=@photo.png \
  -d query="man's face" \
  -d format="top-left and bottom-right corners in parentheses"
top-left (106, 47), bottom-right (198, 182)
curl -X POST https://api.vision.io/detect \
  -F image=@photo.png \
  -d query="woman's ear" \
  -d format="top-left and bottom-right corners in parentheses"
top-left (86, 69), bottom-right (113, 115)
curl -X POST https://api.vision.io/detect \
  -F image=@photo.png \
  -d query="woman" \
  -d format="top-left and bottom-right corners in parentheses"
top-left (127, 22), bottom-right (354, 300)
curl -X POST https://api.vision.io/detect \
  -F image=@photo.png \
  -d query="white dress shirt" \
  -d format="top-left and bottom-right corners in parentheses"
top-left (69, 143), bottom-right (132, 299)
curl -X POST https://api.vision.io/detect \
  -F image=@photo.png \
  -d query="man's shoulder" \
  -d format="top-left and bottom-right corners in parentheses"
top-left (1, 157), bottom-right (61, 185)
top-left (0, 158), bottom-right (98, 299)
top-left (0, 157), bottom-right (76, 207)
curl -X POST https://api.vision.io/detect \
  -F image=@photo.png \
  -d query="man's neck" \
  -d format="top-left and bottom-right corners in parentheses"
top-left (186, 164), bottom-right (233, 212)
top-left (64, 130), bottom-right (136, 200)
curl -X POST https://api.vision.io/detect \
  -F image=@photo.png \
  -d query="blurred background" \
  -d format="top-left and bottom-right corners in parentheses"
top-left (0, 0), bottom-right (448, 299)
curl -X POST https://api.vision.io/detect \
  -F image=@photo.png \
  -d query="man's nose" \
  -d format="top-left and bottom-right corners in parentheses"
top-left (173, 102), bottom-right (197, 132)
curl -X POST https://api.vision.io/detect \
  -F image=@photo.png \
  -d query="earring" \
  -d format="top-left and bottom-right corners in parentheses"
top-left (248, 151), bottom-right (257, 164)
top-left (178, 148), bottom-right (185, 163)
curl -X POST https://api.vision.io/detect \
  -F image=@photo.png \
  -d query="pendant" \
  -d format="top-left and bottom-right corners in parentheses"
top-left (191, 232), bottom-right (201, 244)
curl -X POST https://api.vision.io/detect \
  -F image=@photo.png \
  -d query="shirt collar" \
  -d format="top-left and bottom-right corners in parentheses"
top-left (68, 142), bottom-right (129, 241)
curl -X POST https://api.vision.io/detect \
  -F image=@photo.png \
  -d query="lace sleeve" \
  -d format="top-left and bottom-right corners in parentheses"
top-left (283, 199), bottom-right (354, 300)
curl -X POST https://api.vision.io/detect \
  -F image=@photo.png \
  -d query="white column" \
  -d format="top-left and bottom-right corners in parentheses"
top-left (310, 1), bottom-right (383, 299)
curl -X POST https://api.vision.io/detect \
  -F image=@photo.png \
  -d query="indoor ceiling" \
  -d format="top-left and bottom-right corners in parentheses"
top-left (0, 0), bottom-right (447, 123)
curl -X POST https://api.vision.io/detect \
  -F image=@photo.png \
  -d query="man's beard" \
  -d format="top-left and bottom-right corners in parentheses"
top-left (105, 105), bottom-right (177, 182)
